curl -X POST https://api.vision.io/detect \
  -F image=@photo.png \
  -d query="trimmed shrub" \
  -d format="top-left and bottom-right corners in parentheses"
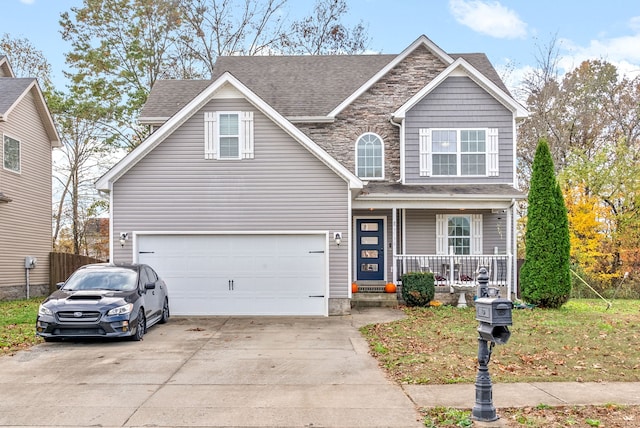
top-left (401, 272), bottom-right (435, 307)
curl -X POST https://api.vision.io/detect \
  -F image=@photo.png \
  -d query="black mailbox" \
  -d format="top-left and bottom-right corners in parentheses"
top-left (475, 297), bottom-right (513, 345)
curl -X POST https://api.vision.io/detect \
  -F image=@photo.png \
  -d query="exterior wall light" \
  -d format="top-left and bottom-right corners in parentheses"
top-left (119, 232), bottom-right (129, 247)
top-left (334, 232), bottom-right (342, 246)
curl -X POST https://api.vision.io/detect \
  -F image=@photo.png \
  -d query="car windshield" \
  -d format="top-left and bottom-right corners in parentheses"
top-left (63, 268), bottom-right (138, 291)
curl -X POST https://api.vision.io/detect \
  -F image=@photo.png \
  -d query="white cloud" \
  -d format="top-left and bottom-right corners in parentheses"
top-left (629, 16), bottom-right (640, 32)
top-left (449, 0), bottom-right (527, 39)
top-left (557, 30), bottom-right (640, 78)
top-left (19, 0), bottom-right (35, 4)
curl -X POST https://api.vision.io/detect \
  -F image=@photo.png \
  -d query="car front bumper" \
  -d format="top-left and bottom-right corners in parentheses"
top-left (36, 312), bottom-right (139, 339)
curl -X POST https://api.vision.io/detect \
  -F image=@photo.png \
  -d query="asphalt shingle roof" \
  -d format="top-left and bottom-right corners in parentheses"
top-left (140, 51), bottom-right (508, 122)
top-left (0, 78), bottom-right (34, 116)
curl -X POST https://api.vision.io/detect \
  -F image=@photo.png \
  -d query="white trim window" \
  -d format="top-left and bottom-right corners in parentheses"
top-left (419, 128), bottom-right (499, 177)
top-left (204, 111), bottom-right (254, 160)
top-left (355, 133), bottom-right (384, 179)
top-left (436, 214), bottom-right (483, 255)
top-left (3, 134), bottom-right (20, 173)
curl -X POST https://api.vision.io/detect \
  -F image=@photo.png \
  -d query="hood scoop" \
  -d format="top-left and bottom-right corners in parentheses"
top-left (67, 292), bottom-right (104, 300)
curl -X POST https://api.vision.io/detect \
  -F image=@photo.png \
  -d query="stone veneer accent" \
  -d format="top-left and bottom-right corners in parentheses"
top-left (296, 45), bottom-right (448, 183)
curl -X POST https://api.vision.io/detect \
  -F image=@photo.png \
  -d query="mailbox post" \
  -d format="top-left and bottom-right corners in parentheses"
top-left (472, 268), bottom-right (513, 422)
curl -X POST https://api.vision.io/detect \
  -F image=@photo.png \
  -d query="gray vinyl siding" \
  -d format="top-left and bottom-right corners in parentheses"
top-left (405, 210), bottom-right (506, 254)
top-left (405, 76), bottom-right (514, 184)
top-left (0, 90), bottom-right (52, 292)
top-left (112, 98), bottom-right (350, 298)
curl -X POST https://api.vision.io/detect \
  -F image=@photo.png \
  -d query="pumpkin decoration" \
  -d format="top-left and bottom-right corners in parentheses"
top-left (384, 282), bottom-right (397, 293)
top-left (351, 282), bottom-right (358, 293)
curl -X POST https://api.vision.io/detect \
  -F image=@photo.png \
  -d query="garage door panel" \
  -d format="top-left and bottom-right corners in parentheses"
top-left (137, 234), bottom-right (327, 316)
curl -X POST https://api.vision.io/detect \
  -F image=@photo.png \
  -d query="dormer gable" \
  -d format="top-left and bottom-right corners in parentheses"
top-left (392, 57), bottom-right (528, 121)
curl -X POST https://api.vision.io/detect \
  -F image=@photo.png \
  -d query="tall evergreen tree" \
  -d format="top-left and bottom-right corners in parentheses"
top-left (520, 139), bottom-right (571, 308)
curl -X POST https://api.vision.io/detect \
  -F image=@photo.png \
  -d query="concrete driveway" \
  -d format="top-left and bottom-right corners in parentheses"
top-left (0, 308), bottom-right (423, 427)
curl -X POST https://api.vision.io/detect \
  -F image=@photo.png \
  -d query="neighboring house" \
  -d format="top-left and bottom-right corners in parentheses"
top-left (96, 35), bottom-right (527, 316)
top-left (0, 56), bottom-right (61, 299)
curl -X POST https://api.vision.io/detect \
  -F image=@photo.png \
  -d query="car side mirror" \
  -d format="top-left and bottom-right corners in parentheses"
top-left (144, 282), bottom-right (156, 290)
top-left (56, 282), bottom-right (65, 289)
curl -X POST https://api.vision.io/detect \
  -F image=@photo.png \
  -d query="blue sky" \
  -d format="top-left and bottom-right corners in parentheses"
top-left (3, 0), bottom-right (640, 94)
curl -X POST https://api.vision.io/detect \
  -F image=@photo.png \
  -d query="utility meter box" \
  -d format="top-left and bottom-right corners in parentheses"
top-left (475, 297), bottom-right (513, 326)
top-left (25, 256), bottom-right (37, 269)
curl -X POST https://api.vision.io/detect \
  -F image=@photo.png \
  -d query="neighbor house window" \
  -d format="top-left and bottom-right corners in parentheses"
top-left (419, 128), bottom-right (499, 177)
top-left (355, 133), bottom-right (384, 179)
top-left (218, 113), bottom-right (240, 159)
top-left (203, 111), bottom-right (254, 160)
top-left (3, 135), bottom-right (20, 173)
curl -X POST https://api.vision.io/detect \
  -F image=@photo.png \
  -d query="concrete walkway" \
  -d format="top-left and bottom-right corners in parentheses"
top-left (404, 381), bottom-right (640, 409)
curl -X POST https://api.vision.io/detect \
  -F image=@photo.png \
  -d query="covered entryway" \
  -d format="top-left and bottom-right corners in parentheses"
top-left (136, 233), bottom-right (328, 316)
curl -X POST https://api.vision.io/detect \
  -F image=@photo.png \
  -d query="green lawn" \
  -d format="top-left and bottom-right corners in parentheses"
top-left (0, 297), bottom-right (42, 355)
top-left (360, 299), bottom-right (640, 384)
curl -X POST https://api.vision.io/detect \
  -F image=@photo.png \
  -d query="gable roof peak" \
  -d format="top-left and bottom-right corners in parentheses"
top-left (0, 55), bottom-right (16, 78)
top-left (408, 34), bottom-right (454, 64)
top-left (327, 35), bottom-right (454, 117)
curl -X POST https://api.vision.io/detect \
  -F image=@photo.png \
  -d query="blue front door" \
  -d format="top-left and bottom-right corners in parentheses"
top-left (356, 219), bottom-right (384, 281)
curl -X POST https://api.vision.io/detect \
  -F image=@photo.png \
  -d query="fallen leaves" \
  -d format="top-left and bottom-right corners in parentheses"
top-left (360, 302), bottom-right (640, 384)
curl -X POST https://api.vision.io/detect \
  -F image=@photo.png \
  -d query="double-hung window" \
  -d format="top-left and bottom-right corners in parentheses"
top-left (218, 113), bottom-right (240, 159)
top-left (420, 128), bottom-right (499, 177)
top-left (436, 214), bottom-right (483, 255)
top-left (447, 216), bottom-right (471, 255)
top-left (204, 111), bottom-right (254, 160)
top-left (3, 135), bottom-right (20, 173)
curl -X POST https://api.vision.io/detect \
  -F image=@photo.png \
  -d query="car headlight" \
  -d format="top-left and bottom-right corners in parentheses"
top-left (38, 305), bottom-right (53, 316)
top-left (107, 303), bottom-right (134, 316)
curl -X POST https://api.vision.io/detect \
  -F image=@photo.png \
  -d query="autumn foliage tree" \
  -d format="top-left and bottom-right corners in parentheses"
top-left (519, 48), bottom-right (640, 293)
top-left (520, 139), bottom-right (571, 308)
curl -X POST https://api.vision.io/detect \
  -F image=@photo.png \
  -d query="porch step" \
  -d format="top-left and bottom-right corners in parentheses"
top-left (351, 292), bottom-right (399, 308)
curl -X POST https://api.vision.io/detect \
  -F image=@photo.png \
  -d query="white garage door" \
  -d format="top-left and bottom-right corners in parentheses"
top-left (136, 234), bottom-right (327, 316)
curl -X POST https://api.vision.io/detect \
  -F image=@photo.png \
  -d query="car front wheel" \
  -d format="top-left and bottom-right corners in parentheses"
top-left (131, 310), bottom-right (145, 341)
top-left (159, 298), bottom-right (169, 324)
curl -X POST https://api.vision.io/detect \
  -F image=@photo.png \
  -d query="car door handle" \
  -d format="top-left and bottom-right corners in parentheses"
top-left (308, 295), bottom-right (325, 298)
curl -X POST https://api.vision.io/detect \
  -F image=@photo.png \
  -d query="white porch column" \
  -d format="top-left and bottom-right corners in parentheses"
top-left (392, 208), bottom-right (397, 283)
top-left (507, 202), bottom-right (514, 299)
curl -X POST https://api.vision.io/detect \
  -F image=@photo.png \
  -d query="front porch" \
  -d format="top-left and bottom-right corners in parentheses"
top-left (394, 254), bottom-right (511, 295)
top-left (352, 253), bottom-right (511, 308)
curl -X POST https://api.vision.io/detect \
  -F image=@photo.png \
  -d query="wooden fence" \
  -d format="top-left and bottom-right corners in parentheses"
top-left (49, 252), bottom-right (105, 293)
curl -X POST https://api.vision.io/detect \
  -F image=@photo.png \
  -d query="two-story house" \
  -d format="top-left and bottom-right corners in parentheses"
top-left (0, 56), bottom-right (61, 299)
top-left (96, 35), bottom-right (527, 316)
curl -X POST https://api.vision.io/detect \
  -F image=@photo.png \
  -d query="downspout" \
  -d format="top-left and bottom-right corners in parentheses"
top-left (389, 116), bottom-right (404, 284)
top-left (389, 115), bottom-right (404, 184)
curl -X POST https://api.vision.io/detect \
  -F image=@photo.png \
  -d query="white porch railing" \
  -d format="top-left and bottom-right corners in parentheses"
top-left (394, 254), bottom-right (512, 294)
